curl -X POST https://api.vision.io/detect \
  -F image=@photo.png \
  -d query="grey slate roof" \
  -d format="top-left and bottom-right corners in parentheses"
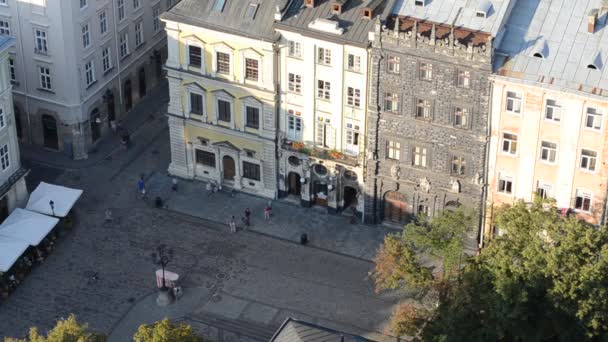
top-left (0, 35), bottom-right (14, 54)
top-left (161, 0), bottom-right (283, 42)
top-left (392, 0), bottom-right (514, 36)
top-left (275, 0), bottom-right (395, 47)
top-left (495, 0), bottom-right (608, 95)
top-left (270, 318), bottom-right (371, 342)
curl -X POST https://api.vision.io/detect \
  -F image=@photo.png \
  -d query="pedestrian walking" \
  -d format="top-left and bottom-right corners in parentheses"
top-left (264, 206), bottom-right (271, 221)
top-left (138, 175), bottom-right (147, 199)
top-left (206, 182), bottom-right (213, 196)
top-left (244, 208), bottom-right (251, 227)
top-left (229, 216), bottom-right (237, 233)
top-left (171, 178), bottom-right (178, 192)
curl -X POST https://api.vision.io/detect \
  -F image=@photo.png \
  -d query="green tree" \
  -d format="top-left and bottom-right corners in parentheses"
top-left (133, 319), bottom-right (201, 342)
top-left (4, 314), bottom-right (105, 342)
top-left (424, 201), bottom-right (608, 341)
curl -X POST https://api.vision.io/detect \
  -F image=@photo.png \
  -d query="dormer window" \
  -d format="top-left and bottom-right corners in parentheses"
top-left (476, 11), bottom-right (486, 18)
top-left (588, 64), bottom-right (598, 70)
top-left (213, 0), bottom-right (226, 12)
top-left (245, 3), bottom-right (259, 19)
top-left (414, 0), bottom-right (425, 7)
top-left (533, 52), bottom-right (544, 58)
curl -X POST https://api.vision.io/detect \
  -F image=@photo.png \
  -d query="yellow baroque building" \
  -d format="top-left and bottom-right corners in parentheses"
top-left (161, 0), bottom-right (289, 199)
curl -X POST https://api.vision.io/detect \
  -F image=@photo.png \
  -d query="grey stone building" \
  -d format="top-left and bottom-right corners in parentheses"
top-left (364, 0), bottom-right (514, 227)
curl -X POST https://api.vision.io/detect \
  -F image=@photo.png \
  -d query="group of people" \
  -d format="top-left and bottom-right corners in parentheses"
top-left (228, 203), bottom-right (272, 233)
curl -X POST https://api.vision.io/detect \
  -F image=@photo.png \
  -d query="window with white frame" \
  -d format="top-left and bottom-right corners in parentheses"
top-left (317, 80), bottom-right (331, 100)
top-left (502, 132), bottom-right (518, 154)
top-left (245, 105), bottom-right (260, 129)
top-left (574, 189), bottom-right (592, 212)
top-left (242, 161), bottom-right (261, 181)
top-left (0, 144), bottom-right (8, 171)
top-left (195, 149), bottom-right (215, 167)
top-left (451, 155), bottom-right (466, 176)
top-left (0, 107), bottom-right (4, 128)
top-left (287, 40), bottom-right (301, 58)
top-left (506, 91), bottom-right (522, 114)
top-left (387, 55), bottom-right (400, 74)
top-left (80, 0), bottom-right (87, 9)
top-left (39, 66), bottom-right (51, 90)
top-left (0, 19), bottom-right (10, 36)
top-left (345, 122), bottom-right (360, 155)
top-left (117, 0), bottom-right (125, 21)
top-left (245, 58), bottom-right (259, 81)
top-left (189, 92), bottom-right (204, 115)
top-left (316, 117), bottom-right (332, 148)
top-left (346, 87), bottom-right (361, 108)
top-left (453, 107), bottom-right (469, 128)
top-left (540, 141), bottom-right (557, 163)
top-left (8, 58), bottom-right (15, 82)
top-left (545, 99), bottom-right (561, 122)
top-left (347, 53), bottom-right (361, 72)
top-left (386, 140), bottom-right (400, 160)
top-left (287, 109), bottom-right (302, 141)
top-left (188, 44), bottom-right (202, 68)
top-left (419, 62), bottom-right (433, 81)
top-left (99, 11), bottom-right (108, 35)
top-left (134, 21), bottom-right (144, 47)
top-left (133, 0), bottom-right (140, 10)
top-left (216, 51), bottom-right (230, 74)
top-left (457, 70), bottom-right (470, 88)
top-left (82, 23), bottom-right (90, 48)
top-left (498, 174), bottom-right (513, 194)
top-left (102, 47), bottom-right (112, 72)
top-left (415, 99), bottom-right (432, 120)
top-left (153, 6), bottom-right (161, 32)
top-left (384, 92), bottom-right (399, 112)
top-left (585, 107), bottom-right (602, 130)
top-left (288, 73), bottom-right (301, 93)
top-left (35, 29), bottom-right (48, 54)
top-left (119, 32), bottom-right (129, 58)
top-left (84, 60), bottom-right (95, 86)
top-left (412, 146), bottom-right (427, 167)
top-left (580, 149), bottom-right (597, 171)
top-left (317, 47), bottom-right (331, 65)
top-left (217, 99), bottom-right (231, 122)
top-left (536, 181), bottom-right (552, 199)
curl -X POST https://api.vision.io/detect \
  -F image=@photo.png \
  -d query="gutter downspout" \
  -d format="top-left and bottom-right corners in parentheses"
top-left (14, 2), bottom-right (32, 143)
top-left (480, 78), bottom-right (493, 249)
top-left (111, 0), bottom-right (124, 113)
top-left (273, 39), bottom-right (280, 200)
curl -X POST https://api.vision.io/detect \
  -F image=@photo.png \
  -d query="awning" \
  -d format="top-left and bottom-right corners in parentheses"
top-left (26, 182), bottom-right (83, 218)
top-left (0, 236), bottom-right (29, 272)
top-left (0, 208), bottom-right (59, 246)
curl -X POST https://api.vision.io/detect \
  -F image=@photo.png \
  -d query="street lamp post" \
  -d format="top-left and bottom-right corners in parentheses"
top-left (49, 200), bottom-right (55, 216)
top-left (151, 244), bottom-right (173, 306)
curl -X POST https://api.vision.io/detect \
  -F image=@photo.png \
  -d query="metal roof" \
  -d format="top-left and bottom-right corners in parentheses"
top-left (392, 0), bottom-right (513, 36)
top-left (0, 35), bottom-right (14, 54)
top-left (270, 318), bottom-right (371, 342)
top-left (161, 0), bottom-right (284, 42)
top-left (495, 0), bottom-right (608, 95)
top-left (275, 0), bottom-right (395, 46)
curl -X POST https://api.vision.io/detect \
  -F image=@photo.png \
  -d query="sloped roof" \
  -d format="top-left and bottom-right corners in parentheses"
top-left (495, 0), bottom-right (608, 96)
top-left (275, 0), bottom-right (396, 46)
top-left (270, 318), bottom-right (371, 342)
top-left (161, 0), bottom-right (284, 42)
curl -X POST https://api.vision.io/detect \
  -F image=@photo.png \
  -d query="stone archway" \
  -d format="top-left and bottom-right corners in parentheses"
top-left (287, 172), bottom-right (302, 196)
top-left (222, 155), bottom-right (235, 181)
top-left (384, 191), bottom-right (410, 224)
top-left (138, 67), bottom-right (146, 97)
top-left (343, 186), bottom-right (358, 209)
top-left (124, 79), bottom-right (133, 112)
top-left (13, 105), bottom-right (22, 139)
top-left (41, 114), bottom-right (58, 150)
top-left (90, 108), bottom-right (101, 142)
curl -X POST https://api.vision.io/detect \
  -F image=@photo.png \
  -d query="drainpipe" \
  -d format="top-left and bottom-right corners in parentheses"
top-left (14, 2), bottom-right (32, 143)
top-left (111, 0), bottom-right (124, 112)
top-left (273, 40), bottom-right (280, 200)
top-left (479, 78), bottom-right (493, 249)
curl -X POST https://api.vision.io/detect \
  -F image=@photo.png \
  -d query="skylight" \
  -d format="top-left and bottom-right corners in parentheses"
top-left (213, 0), bottom-right (226, 12)
top-left (246, 3), bottom-right (259, 19)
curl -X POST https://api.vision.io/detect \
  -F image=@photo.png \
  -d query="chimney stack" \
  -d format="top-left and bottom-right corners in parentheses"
top-left (588, 8), bottom-right (599, 33)
top-left (304, 0), bottom-right (316, 8)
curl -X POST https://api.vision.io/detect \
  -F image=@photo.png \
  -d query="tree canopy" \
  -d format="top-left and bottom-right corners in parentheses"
top-left (373, 202), bottom-right (608, 341)
top-left (133, 318), bottom-right (201, 342)
top-left (3, 314), bottom-right (105, 342)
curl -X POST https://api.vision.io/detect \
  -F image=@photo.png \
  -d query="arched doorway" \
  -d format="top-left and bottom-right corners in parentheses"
top-left (124, 79), bottom-right (133, 112)
top-left (445, 200), bottom-right (461, 210)
top-left (13, 105), bottom-right (22, 139)
top-left (312, 181), bottom-right (328, 207)
top-left (41, 114), bottom-right (58, 150)
top-left (90, 108), bottom-right (101, 142)
top-left (343, 186), bottom-right (357, 209)
top-left (105, 90), bottom-right (116, 124)
top-left (287, 172), bottom-right (301, 196)
top-left (138, 67), bottom-right (146, 97)
top-left (222, 155), bottom-right (235, 181)
top-left (384, 191), bottom-right (410, 224)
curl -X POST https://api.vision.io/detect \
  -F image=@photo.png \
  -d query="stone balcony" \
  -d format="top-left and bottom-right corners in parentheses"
top-left (281, 140), bottom-right (360, 167)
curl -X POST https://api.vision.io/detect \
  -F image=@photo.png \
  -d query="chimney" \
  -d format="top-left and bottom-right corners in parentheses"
top-left (304, 0), bottom-right (316, 8)
top-left (588, 8), bottom-right (599, 33)
top-left (331, 0), bottom-right (346, 14)
top-left (362, 0), bottom-right (383, 20)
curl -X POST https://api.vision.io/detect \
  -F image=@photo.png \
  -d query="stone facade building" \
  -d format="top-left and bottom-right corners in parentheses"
top-left (364, 0), bottom-right (514, 229)
top-left (0, 36), bottom-right (27, 222)
top-left (0, 0), bottom-right (177, 159)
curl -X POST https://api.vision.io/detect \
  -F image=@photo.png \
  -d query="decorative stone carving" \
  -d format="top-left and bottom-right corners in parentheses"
top-left (473, 172), bottom-right (483, 186)
top-left (450, 179), bottom-right (461, 193)
top-left (419, 177), bottom-right (431, 193)
top-left (390, 165), bottom-right (401, 180)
